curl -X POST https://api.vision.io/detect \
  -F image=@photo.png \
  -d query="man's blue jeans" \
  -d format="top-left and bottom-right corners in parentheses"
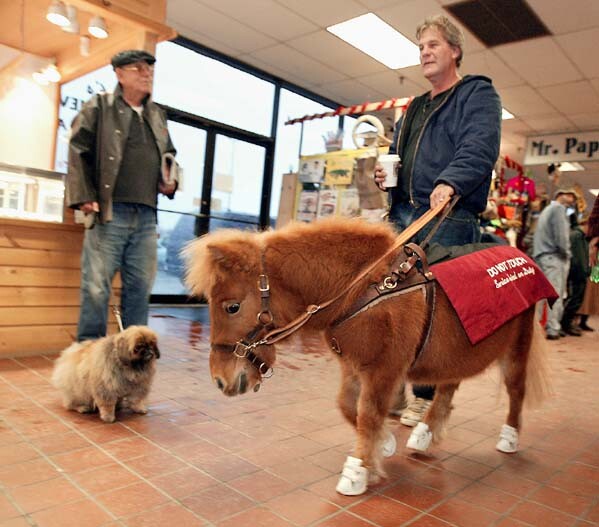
top-left (389, 201), bottom-right (481, 400)
top-left (77, 203), bottom-right (158, 341)
top-left (389, 201), bottom-right (481, 246)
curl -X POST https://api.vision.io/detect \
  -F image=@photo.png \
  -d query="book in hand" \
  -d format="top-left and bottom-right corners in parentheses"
top-left (161, 153), bottom-right (180, 186)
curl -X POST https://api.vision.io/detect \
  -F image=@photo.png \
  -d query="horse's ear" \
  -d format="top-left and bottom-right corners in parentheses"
top-left (183, 233), bottom-right (258, 297)
top-left (208, 241), bottom-right (257, 273)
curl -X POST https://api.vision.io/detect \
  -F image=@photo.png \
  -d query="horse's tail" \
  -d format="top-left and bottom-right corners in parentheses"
top-left (524, 315), bottom-right (553, 408)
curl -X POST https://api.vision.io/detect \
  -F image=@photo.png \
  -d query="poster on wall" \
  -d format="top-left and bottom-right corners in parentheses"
top-left (296, 189), bottom-right (319, 222)
top-left (299, 157), bottom-right (325, 183)
top-left (324, 153), bottom-right (354, 186)
top-left (317, 189), bottom-right (338, 218)
top-left (54, 65), bottom-right (116, 174)
top-left (338, 188), bottom-right (360, 218)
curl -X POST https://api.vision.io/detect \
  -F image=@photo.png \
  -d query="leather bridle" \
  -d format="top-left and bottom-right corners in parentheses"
top-left (211, 196), bottom-right (459, 380)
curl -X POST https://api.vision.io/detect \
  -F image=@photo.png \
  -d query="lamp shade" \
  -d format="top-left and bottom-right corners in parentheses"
top-left (61, 5), bottom-right (80, 33)
top-left (46, 0), bottom-right (69, 27)
top-left (88, 16), bottom-right (108, 39)
top-left (44, 64), bottom-right (62, 83)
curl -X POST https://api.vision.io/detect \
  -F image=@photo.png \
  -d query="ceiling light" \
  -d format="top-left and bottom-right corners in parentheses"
top-left (589, 189), bottom-right (598, 197)
top-left (558, 161), bottom-right (584, 171)
top-left (502, 107), bottom-right (514, 120)
top-left (327, 13), bottom-right (420, 70)
top-left (43, 64), bottom-right (62, 83)
top-left (88, 16), bottom-right (108, 39)
top-left (46, 0), bottom-right (70, 27)
top-left (62, 5), bottom-right (79, 33)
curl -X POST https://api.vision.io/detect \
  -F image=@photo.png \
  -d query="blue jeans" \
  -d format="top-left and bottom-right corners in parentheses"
top-left (389, 201), bottom-right (481, 246)
top-left (390, 202), bottom-right (481, 401)
top-left (77, 203), bottom-right (158, 341)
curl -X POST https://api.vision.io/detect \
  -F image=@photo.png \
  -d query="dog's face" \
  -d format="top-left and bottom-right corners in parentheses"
top-left (114, 326), bottom-right (160, 368)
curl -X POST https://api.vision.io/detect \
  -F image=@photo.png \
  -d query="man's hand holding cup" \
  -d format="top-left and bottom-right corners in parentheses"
top-left (374, 154), bottom-right (400, 191)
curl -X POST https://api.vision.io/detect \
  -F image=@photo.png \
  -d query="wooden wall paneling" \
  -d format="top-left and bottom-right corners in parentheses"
top-left (0, 248), bottom-right (82, 269)
top-left (0, 323), bottom-right (119, 356)
top-left (0, 287), bottom-right (81, 307)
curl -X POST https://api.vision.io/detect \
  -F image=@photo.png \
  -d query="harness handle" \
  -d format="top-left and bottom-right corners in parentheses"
top-left (259, 195), bottom-right (455, 347)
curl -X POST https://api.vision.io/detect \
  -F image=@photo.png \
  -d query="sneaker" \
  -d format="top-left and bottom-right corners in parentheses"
top-left (389, 388), bottom-right (408, 416)
top-left (564, 326), bottom-right (582, 337)
top-left (399, 397), bottom-right (432, 427)
top-left (546, 333), bottom-right (560, 340)
top-left (580, 323), bottom-right (594, 332)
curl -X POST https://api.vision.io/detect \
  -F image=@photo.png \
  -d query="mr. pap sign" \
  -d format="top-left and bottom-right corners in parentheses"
top-left (524, 131), bottom-right (599, 165)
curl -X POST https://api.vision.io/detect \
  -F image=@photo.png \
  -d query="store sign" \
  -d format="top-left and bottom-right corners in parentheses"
top-left (524, 131), bottom-right (599, 165)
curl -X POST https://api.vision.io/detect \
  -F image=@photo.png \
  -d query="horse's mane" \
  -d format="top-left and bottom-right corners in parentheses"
top-left (185, 218), bottom-right (398, 298)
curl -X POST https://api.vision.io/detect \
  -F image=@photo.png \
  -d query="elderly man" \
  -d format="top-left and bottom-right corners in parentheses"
top-left (67, 49), bottom-right (177, 341)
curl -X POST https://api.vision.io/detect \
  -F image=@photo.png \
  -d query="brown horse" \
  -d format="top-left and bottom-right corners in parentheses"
top-left (184, 217), bottom-right (550, 496)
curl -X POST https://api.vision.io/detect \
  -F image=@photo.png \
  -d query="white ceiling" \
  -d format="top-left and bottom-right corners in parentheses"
top-left (166, 0), bottom-right (599, 190)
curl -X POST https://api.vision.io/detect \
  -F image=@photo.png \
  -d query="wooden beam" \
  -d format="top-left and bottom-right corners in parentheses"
top-left (67, 0), bottom-right (177, 41)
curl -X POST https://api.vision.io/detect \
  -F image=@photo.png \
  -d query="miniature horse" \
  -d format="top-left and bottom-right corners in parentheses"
top-left (184, 218), bottom-right (550, 495)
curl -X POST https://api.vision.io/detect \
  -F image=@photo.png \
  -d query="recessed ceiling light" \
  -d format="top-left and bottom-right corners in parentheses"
top-left (43, 64), bottom-right (61, 83)
top-left (89, 16), bottom-right (108, 39)
top-left (46, 0), bottom-right (69, 27)
top-left (502, 108), bottom-right (514, 120)
top-left (327, 13), bottom-right (420, 70)
top-left (559, 161), bottom-right (584, 171)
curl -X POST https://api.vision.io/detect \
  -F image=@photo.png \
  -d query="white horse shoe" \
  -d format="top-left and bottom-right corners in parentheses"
top-left (496, 424), bottom-right (519, 453)
top-left (406, 422), bottom-right (433, 452)
top-left (381, 430), bottom-right (397, 457)
top-left (336, 456), bottom-right (368, 496)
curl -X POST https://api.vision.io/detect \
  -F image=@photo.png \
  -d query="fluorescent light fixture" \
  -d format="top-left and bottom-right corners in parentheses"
top-left (559, 161), bottom-right (584, 171)
top-left (589, 188), bottom-right (598, 197)
top-left (327, 13), bottom-right (420, 69)
top-left (501, 107), bottom-right (514, 120)
top-left (89, 16), bottom-right (108, 39)
top-left (46, 0), bottom-right (69, 27)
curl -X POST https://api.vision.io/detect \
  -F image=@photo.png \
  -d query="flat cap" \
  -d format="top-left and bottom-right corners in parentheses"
top-left (111, 50), bottom-right (156, 69)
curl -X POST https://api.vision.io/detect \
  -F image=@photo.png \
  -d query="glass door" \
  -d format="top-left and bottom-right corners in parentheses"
top-left (207, 134), bottom-right (266, 232)
top-left (153, 121), bottom-right (207, 296)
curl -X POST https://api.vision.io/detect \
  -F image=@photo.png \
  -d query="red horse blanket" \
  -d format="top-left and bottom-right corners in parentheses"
top-left (431, 245), bottom-right (558, 345)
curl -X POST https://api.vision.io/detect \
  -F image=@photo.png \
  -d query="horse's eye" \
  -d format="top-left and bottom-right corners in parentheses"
top-left (225, 303), bottom-right (240, 314)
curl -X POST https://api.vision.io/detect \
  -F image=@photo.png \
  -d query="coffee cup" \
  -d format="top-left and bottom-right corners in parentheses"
top-left (378, 154), bottom-right (400, 188)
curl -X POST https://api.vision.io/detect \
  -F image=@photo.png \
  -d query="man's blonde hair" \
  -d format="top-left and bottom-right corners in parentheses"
top-left (416, 15), bottom-right (465, 67)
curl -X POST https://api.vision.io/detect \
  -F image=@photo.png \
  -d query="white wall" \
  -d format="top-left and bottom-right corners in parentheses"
top-left (0, 53), bottom-right (58, 170)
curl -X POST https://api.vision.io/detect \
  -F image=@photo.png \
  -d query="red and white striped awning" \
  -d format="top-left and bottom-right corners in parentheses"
top-left (284, 97), bottom-right (411, 125)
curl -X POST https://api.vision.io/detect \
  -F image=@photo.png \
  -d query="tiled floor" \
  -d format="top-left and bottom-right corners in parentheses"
top-left (1, 309), bottom-right (597, 527)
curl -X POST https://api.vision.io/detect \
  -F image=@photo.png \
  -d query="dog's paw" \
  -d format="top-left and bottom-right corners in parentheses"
top-left (100, 413), bottom-right (116, 423)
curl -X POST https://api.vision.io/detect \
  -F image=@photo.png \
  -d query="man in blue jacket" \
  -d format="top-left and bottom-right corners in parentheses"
top-left (374, 15), bottom-right (502, 430)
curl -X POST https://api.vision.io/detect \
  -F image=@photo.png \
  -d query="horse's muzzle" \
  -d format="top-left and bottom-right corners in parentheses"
top-left (214, 372), bottom-right (253, 396)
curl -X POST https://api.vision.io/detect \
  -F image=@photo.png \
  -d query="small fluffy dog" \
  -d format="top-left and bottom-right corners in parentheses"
top-left (52, 326), bottom-right (160, 423)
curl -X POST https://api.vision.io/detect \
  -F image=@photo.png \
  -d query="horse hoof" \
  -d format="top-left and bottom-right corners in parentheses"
top-left (336, 456), bottom-right (368, 496)
top-left (406, 422), bottom-right (432, 452)
top-left (381, 431), bottom-right (397, 457)
top-left (496, 424), bottom-right (518, 453)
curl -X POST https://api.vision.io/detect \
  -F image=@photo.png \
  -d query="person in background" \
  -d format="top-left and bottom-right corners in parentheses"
top-left (532, 189), bottom-right (579, 340)
top-left (561, 210), bottom-right (589, 336)
top-left (66, 49), bottom-right (177, 341)
top-left (588, 194), bottom-right (599, 269)
top-left (373, 14), bottom-right (501, 426)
